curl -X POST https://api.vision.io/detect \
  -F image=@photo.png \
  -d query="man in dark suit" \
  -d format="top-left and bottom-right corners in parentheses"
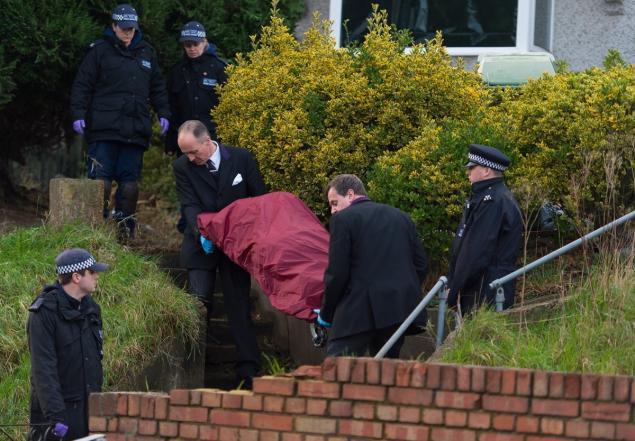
top-left (316, 174), bottom-right (428, 358)
top-left (173, 120), bottom-right (266, 387)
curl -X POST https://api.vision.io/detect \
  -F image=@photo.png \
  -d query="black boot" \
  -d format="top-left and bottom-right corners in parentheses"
top-left (114, 181), bottom-right (139, 240)
top-left (96, 178), bottom-right (112, 220)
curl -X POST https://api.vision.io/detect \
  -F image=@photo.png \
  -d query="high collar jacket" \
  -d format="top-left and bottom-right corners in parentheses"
top-left (27, 283), bottom-right (103, 435)
top-left (447, 177), bottom-right (523, 310)
top-left (70, 29), bottom-right (170, 148)
top-left (165, 50), bottom-right (227, 153)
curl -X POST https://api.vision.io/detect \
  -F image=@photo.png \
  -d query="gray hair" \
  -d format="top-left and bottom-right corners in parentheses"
top-left (178, 120), bottom-right (210, 140)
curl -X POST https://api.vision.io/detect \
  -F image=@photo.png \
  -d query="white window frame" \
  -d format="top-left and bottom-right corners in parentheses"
top-left (329, 0), bottom-right (550, 55)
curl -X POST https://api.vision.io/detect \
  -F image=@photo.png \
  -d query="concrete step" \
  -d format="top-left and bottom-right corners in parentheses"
top-left (206, 317), bottom-right (274, 342)
top-left (205, 344), bottom-right (241, 364)
top-left (204, 362), bottom-right (238, 390)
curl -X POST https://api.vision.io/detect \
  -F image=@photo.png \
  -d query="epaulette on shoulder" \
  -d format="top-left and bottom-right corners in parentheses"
top-left (483, 194), bottom-right (494, 202)
top-left (88, 39), bottom-right (105, 50)
top-left (29, 297), bottom-right (46, 312)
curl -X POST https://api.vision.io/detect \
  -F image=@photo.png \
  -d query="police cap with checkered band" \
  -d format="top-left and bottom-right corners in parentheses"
top-left (465, 144), bottom-right (511, 172)
top-left (112, 4), bottom-right (139, 30)
top-left (55, 248), bottom-right (109, 275)
top-left (179, 21), bottom-right (206, 43)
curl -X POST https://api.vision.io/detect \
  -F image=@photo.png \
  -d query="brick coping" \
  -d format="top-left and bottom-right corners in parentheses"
top-left (89, 358), bottom-right (635, 440)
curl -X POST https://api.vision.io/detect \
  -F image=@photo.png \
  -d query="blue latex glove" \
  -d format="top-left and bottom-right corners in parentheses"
top-left (159, 117), bottom-right (169, 135)
top-left (199, 235), bottom-right (214, 255)
top-left (312, 308), bottom-right (332, 328)
top-left (52, 422), bottom-right (69, 439)
top-left (72, 119), bottom-right (85, 135)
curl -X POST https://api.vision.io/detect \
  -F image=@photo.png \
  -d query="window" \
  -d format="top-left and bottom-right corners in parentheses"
top-left (330, 0), bottom-right (549, 56)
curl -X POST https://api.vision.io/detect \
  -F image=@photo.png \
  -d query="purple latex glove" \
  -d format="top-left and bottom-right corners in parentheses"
top-left (72, 119), bottom-right (85, 135)
top-left (159, 117), bottom-right (169, 136)
top-left (52, 422), bottom-right (69, 439)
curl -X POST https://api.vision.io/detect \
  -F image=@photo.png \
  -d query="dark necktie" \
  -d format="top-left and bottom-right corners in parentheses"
top-left (205, 159), bottom-right (218, 174)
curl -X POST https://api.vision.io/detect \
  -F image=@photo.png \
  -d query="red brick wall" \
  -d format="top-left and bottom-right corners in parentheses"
top-left (89, 358), bottom-right (635, 440)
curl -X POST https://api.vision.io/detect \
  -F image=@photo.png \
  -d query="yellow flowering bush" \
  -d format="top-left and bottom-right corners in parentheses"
top-left (214, 5), bottom-right (633, 262)
top-left (215, 7), bottom-right (486, 216)
top-left (492, 64), bottom-right (635, 220)
top-left (368, 118), bottom-right (514, 260)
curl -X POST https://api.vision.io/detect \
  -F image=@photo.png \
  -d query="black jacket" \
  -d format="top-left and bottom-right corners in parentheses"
top-left (447, 177), bottom-right (523, 311)
top-left (173, 144), bottom-right (267, 269)
top-left (166, 45), bottom-right (227, 153)
top-left (321, 199), bottom-right (428, 340)
top-left (27, 284), bottom-right (103, 436)
top-left (70, 27), bottom-right (170, 148)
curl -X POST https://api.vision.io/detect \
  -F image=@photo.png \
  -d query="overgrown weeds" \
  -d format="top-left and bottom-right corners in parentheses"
top-left (440, 233), bottom-right (635, 374)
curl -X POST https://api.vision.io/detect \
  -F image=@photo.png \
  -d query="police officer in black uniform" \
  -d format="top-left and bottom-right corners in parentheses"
top-left (165, 21), bottom-right (227, 154)
top-left (27, 249), bottom-right (109, 441)
top-left (70, 4), bottom-right (171, 238)
top-left (447, 144), bottom-right (523, 315)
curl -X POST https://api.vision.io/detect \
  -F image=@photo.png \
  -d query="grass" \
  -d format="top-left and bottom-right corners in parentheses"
top-left (440, 240), bottom-right (635, 375)
top-left (263, 352), bottom-right (290, 376)
top-left (0, 223), bottom-right (200, 432)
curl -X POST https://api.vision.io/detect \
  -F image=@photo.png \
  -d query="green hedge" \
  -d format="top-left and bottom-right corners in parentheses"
top-left (489, 64), bottom-right (635, 223)
top-left (367, 118), bottom-right (514, 261)
top-left (0, 0), bottom-right (304, 168)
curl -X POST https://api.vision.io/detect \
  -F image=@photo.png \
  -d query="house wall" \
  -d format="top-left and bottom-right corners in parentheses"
top-left (552, 0), bottom-right (635, 71)
top-left (89, 357), bottom-right (635, 440)
top-left (298, 0), bottom-right (635, 71)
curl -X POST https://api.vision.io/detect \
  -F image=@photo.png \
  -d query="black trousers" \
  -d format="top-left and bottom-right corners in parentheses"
top-left (326, 325), bottom-right (404, 358)
top-left (29, 399), bottom-right (87, 441)
top-left (187, 254), bottom-right (261, 379)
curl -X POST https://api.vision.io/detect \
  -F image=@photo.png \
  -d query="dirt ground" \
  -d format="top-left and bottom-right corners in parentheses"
top-left (0, 203), bottom-right (44, 234)
top-left (0, 193), bottom-right (181, 254)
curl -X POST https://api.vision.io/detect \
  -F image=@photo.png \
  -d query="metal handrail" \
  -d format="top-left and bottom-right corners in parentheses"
top-left (374, 209), bottom-right (635, 359)
top-left (489, 209), bottom-right (635, 311)
top-left (374, 276), bottom-right (447, 359)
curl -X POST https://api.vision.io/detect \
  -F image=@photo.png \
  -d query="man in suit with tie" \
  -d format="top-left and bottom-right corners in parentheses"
top-left (173, 119), bottom-right (267, 388)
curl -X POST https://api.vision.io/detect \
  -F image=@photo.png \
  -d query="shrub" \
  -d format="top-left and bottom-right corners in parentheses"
top-left (367, 118), bottom-right (514, 261)
top-left (215, 7), bottom-right (487, 217)
top-left (0, 0), bottom-right (304, 184)
top-left (490, 63), bottom-right (635, 224)
top-left (0, 224), bottom-right (200, 431)
top-left (141, 144), bottom-right (179, 209)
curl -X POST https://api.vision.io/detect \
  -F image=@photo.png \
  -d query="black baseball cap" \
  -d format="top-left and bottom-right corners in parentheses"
top-left (112, 4), bottom-right (139, 30)
top-left (180, 21), bottom-right (207, 42)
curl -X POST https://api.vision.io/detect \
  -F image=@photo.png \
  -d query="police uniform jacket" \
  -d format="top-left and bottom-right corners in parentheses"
top-left (321, 199), bottom-right (428, 340)
top-left (27, 283), bottom-right (103, 432)
top-left (447, 177), bottom-right (523, 309)
top-left (165, 46), bottom-right (227, 153)
top-left (70, 27), bottom-right (170, 148)
top-left (173, 144), bottom-right (267, 269)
